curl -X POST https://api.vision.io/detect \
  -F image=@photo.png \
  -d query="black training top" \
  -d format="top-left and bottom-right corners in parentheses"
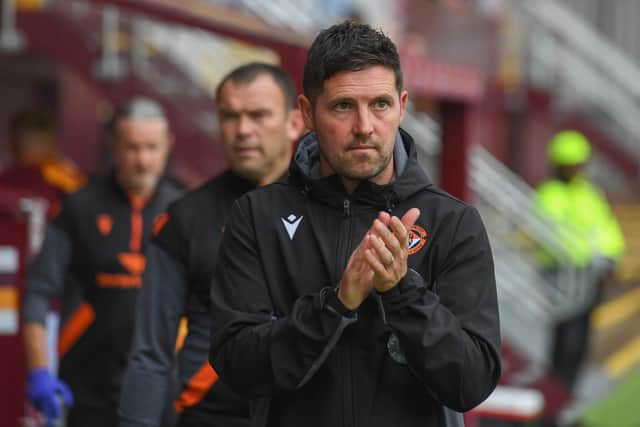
top-left (23, 174), bottom-right (180, 409)
top-left (210, 129), bottom-right (502, 427)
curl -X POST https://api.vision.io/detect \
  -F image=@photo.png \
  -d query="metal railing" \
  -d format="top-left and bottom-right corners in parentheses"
top-left (512, 0), bottom-right (640, 171)
top-left (469, 145), bottom-right (600, 321)
top-left (205, 0), bottom-right (356, 34)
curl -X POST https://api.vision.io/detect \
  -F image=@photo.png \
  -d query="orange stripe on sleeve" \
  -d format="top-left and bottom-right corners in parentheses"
top-left (174, 362), bottom-right (219, 413)
top-left (58, 302), bottom-right (95, 357)
top-left (175, 316), bottom-right (188, 352)
top-left (153, 212), bottom-right (169, 236)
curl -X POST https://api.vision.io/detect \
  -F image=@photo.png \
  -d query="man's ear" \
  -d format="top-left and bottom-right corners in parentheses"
top-left (398, 90), bottom-right (409, 122)
top-left (287, 109), bottom-right (306, 142)
top-left (297, 94), bottom-right (314, 131)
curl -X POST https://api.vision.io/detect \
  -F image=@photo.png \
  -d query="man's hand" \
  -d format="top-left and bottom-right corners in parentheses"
top-left (366, 208), bottom-right (421, 293)
top-left (337, 234), bottom-right (376, 310)
top-left (337, 208), bottom-right (421, 309)
top-left (27, 368), bottom-right (74, 421)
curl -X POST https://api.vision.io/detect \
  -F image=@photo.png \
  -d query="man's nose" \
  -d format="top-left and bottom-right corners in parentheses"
top-left (237, 115), bottom-right (254, 136)
top-left (135, 148), bottom-right (152, 169)
top-left (353, 106), bottom-right (373, 137)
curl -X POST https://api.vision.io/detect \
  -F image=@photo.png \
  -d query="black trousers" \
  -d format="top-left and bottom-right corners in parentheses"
top-left (67, 385), bottom-right (178, 427)
top-left (551, 308), bottom-right (592, 390)
top-left (550, 271), bottom-right (605, 391)
top-left (67, 404), bottom-right (117, 427)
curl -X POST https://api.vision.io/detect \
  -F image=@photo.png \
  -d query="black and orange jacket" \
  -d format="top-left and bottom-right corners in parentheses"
top-left (23, 173), bottom-right (179, 409)
top-left (209, 130), bottom-right (502, 427)
top-left (119, 171), bottom-right (258, 427)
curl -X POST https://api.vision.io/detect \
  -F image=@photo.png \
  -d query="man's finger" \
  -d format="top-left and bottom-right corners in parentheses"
top-left (387, 208), bottom-right (421, 245)
top-left (378, 211), bottom-right (390, 226)
top-left (369, 233), bottom-right (394, 265)
top-left (400, 208), bottom-right (421, 229)
top-left (364, 248), bottom-right (390, 277)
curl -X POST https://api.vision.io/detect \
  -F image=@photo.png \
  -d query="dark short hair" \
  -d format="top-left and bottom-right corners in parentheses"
top-left (9, 109), bottom-right (57, 143)
top-left (303, 21), bottom-right (403, 102)
top-left (215, 62), bottom-right (297, 111)
top-left (107, 97), bottom-right (168, 137)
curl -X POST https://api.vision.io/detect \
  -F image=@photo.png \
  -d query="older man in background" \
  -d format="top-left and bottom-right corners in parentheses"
top-left (23, 97), bottom-right (180, 427)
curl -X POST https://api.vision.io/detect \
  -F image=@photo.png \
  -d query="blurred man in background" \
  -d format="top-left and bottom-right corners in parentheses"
top-left (22, 97), bottom-right (179, 427)
top-left (119, 62), bottom-right (303, 427)
top-left (0, 108), bottom-right (84, 219)
top-left (535, 130), bottom-right (625, 392)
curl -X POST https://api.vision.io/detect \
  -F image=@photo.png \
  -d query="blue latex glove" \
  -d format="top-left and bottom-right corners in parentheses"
top-left (27, 368), bottom-right (74, 421)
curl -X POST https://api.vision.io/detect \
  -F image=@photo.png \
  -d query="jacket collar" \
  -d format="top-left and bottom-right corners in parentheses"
top-left (108, 171), bottom-right (175, 209)
top-left (222, 168), bottom-right (289, 194)
top-left (221, 169), bottom-right (260, 193)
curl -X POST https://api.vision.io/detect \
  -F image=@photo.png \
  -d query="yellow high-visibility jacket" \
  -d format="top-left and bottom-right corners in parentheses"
top-left (534, 174), bottom-right (625, 267)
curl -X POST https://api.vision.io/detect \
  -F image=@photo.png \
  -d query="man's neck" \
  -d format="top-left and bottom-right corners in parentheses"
top-left (256, 166), bottom-right (287, 187)
top-left (256, 149), bottom-right (291, 187)
top-left (115, 175), bottom-right (154, 204)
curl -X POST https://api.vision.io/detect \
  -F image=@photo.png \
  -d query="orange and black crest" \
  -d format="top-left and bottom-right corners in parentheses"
top-left (97, 214), bottom-right (113, 236)
top-left (407, 225), bottom-right (427, 255)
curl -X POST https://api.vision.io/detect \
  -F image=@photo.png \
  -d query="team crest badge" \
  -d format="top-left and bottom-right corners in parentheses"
top-left (407, 225), bottom-right (427, 255)
top-left (97, 214), bottom-right (113, 236)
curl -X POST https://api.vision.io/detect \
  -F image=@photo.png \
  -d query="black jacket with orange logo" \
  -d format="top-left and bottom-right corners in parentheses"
top-left (23, 173), bottom-right (180, 409)
top-left (119, 171), bottom-right (258, 427)
top-left (209, 130), bottom-right (501, 427)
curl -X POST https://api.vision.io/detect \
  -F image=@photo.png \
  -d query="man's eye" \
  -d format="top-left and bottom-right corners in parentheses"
top-left (250, 111), bottom-right (267, 120)
top-left (333, 102), bottom-right (350, 112)
top-left (373, 100), bottom-right (389, 110)
top-left (220, 113), bottom-right (238, 122)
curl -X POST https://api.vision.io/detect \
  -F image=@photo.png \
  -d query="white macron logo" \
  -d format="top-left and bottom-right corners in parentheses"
top-left (281, 214), bottom-right (303, 240)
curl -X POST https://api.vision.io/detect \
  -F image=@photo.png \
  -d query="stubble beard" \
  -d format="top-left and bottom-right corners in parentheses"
top-left (325, 146), bottom-right (393, 183)
top-left (125, 169), bottom-right (160, 196)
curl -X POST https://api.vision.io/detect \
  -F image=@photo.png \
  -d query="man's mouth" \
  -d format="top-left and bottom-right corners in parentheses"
top-left (348, 144), bottom-right (377, 152)
top-left (235, 146), bottom-right (261, 157)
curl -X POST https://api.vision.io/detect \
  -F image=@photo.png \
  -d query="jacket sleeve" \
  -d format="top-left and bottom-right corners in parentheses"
top-left (22, 223), bottom-right (72, 324)
top-left (593, 189), bottom-right (625, 260)
top-left (118, 243), bottom-right (187, 427)
top-left (379, 205), bottom-right (501, 412)
top-left (534, 182), bottom-right (593, 266)
top-left (209, 198), bottom-right (356, 398)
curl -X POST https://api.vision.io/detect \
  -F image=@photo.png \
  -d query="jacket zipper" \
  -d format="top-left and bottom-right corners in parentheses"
top-left (343, 199), bottom-right (351, 217)
top-left (336, 198), bottom-right (352, 274)
top-left (339, 198), bottom-right (354, 427)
